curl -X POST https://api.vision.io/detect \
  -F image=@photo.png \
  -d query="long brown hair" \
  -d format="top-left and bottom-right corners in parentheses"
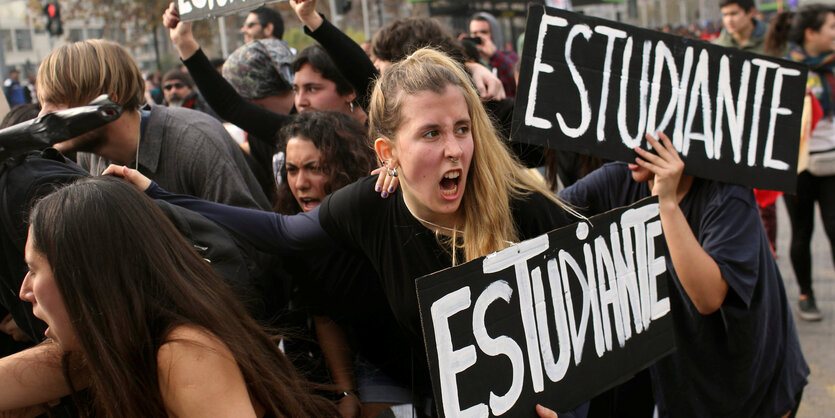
top-left (29, 176), bottom-right (337, 417)
top-left (764, 4), bottom-right (835, 56)
top-left (274, 111), bottom-right (376, 214)
top-left (369, 48), bottom-right (582, 264)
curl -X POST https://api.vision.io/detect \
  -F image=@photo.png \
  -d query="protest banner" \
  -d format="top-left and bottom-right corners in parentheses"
top-left (416, 197), bottom-right (675, 416)
top-left (511, 5), bottom-right (808, 193)
top-left (177, 0), bottom-right (282, 22)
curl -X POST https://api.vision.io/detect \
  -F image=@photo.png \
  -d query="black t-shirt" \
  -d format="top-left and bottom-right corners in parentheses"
top-left (147, 176), bottom-right (578, 397)
top-left (560, 163), bottom-right (809, 417)
top-left (320, 176), bottom-right (576, 347)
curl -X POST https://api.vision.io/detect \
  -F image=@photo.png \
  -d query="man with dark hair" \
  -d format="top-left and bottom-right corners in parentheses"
top-left (241, 6), bottom-right (284, 44)
top-left (469, 11), bottom-right (518, 98)
top-left (714, 0), bottom-right (766, 53)
top-left (161, 69), bottom-right (219, 120)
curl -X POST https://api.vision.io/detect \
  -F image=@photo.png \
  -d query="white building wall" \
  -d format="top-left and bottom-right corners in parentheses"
top-left (0, 0), bottom-right (159, 80)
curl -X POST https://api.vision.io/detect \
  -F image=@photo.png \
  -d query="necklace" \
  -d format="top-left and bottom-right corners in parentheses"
top-left (411, 212), bottom-right (463, 236)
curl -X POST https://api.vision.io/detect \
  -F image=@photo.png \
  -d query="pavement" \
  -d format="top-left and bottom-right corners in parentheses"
top-left (774, 198), bottom-right (835, 417)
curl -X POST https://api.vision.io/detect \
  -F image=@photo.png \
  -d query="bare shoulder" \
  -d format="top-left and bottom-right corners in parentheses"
top-left (157, 325), bottom-right (256, 418)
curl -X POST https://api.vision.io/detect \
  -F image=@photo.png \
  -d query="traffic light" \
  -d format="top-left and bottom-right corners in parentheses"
top-left (44, 2), bottom-right (63, 37)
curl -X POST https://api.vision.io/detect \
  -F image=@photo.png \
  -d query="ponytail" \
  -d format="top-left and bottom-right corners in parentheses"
top-left (764, 11), bottom-right (793, 56)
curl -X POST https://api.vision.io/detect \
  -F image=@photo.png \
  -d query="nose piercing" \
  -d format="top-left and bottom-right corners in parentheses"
top-left (449, 156), bottom-right (459, 163)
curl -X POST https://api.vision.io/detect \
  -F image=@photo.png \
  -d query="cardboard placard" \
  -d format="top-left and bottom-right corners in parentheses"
top-left (177, 0), bottom-right (282, 22)
top-left (511, 5), bottom-right (808, 193)
top-left (417, 197), bottom-right (675, 416)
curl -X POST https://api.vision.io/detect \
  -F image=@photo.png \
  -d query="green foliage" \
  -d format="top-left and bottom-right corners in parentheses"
top-left (284, 25), bottom-right (366, 52)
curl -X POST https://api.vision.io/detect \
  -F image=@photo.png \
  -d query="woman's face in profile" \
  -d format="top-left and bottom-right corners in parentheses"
top-left (19, 228), bottom-right (78, 350)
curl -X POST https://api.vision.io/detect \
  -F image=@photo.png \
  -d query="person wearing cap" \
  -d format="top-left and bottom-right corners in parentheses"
top-left (223, 37), bottom-right (295, 115)
top-left (161, 69), bottom-right (219, 120)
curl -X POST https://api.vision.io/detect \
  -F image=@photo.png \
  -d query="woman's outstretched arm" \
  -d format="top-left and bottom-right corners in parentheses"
top-left (0, 342), bottom-right (78, 411)
top-left (105, 165), bottom-right (334, 254)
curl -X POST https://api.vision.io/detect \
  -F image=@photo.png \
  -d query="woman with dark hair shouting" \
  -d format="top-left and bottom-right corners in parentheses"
top-left (5, 176), bottom-right (337, 417)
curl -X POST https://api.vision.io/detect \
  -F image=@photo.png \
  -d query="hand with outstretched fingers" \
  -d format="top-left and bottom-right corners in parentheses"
top-left (371, 165), bottom-right (399, 199)
top-left (634, 131), bottom-right (684, 205)
top-left (102, 165), bottom-right (152, 192)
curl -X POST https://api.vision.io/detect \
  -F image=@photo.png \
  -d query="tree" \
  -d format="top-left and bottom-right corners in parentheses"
top-left (28, 0), bottom-right (220, 70)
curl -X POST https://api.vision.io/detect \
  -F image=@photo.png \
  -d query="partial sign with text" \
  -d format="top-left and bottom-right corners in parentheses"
top-left (177, 0), bottom-right (280, 22)
top-left (512, 5), bottom-right (807, 193)
top-left (417, 197), bottom-right (675, 416)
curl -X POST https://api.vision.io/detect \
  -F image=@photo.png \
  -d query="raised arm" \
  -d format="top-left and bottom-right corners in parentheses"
top-left (290, 0), bottom-right (378, 111)
top-left (163, 3), bottom-right (292, 141)
top-left (634, 133), bottom-right (728, 314)
top-left (104, 165), bottom-right (334, 254)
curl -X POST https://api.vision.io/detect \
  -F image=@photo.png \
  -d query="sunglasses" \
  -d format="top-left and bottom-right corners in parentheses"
top-left (245, 21), bottom-right (261, 29)
top-left (163, 82), bottom-right (186, 91)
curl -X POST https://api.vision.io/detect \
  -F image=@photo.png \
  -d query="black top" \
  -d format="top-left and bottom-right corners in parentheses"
top-left (560, 163), bottom-right (809, 417)
top-left (147, 176), bottom-right (577, 395)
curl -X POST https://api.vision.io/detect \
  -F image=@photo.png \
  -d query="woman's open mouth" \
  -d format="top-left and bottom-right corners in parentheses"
top-left (299, 197), bottom-right (321, 211)
top-left (440, 170), bottom-right (461, 198)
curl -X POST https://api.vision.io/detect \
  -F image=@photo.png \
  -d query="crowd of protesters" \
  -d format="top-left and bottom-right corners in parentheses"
top-left (0, 0), bottom-right (828, 416)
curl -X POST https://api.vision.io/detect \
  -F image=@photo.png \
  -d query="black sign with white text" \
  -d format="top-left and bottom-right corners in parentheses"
top-left (416, 197), bottom-right (675, 416)
top-left (511, 5), bottom-right (807, 193)
top-left (177, 0), bottom-right (280, 22)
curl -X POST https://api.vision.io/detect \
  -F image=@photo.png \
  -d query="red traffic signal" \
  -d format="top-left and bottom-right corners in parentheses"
top-left (43, 2), bottom-right (62, 37)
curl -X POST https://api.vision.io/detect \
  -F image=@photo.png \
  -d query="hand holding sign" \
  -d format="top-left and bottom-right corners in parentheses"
top-left (163, 2), bottom-right (199, 60)
top-left (536, 404), bottom-right (559, 417)
top-left (289, 0), bottom-right (324, 32)
top-left (511, 5), bottom-right (807, 192)
top-left (417, 197), bottom-right (674, 416)
top-left (634, 132), bottom-right (684, 205)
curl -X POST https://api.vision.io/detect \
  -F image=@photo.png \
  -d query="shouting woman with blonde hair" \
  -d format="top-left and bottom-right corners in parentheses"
top-left (108, 48), bottom-right (582, 416)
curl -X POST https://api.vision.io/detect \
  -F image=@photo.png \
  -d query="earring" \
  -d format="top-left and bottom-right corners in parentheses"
top-left (388, 166), bottom-right (398, 177)
top-left (349, 101), bottom-right (355, 113)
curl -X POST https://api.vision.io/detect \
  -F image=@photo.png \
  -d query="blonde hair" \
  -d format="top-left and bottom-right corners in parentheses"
top-left (369, 48), bottom-right (580, 264)
top-left (37, 39), bottom-right (145, 110)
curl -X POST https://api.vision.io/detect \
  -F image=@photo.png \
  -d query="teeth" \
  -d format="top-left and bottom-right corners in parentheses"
top-left (444, 171), bottom-right (460, 179)
top-left (441, 184), bottom-right (458, 196)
